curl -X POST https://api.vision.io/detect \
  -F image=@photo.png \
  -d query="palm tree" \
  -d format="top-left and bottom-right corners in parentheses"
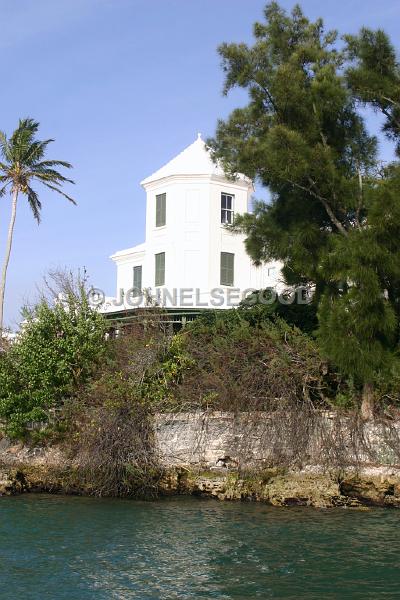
top-left (0, 118), bottom-right (75, 330)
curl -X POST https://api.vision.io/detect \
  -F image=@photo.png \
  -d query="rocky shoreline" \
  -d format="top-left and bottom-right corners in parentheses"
top-left (1, 450), bottom-right (400, 508)
top-left (2, 420), bottom-right (400, 509)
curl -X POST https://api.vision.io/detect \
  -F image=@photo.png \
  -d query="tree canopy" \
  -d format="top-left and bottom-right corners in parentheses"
top-left (208, 2), bottom-right (400, 414)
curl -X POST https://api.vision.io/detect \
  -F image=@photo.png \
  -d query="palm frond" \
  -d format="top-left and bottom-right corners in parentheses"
top-left (9, 118), bottom-right (39, 162)
top-left (26, 186), bottom-right (42, 223)
top-left (42, 182), bottom-right (76, 204)
top-left (23, 139), bottom-right (53, 164)
top-left (30, 168), bottom-right (75, 185)
top-left (18, 118), bottom-right (39, 131)
top-left (0, 131), bottom-right (11, 162)
top-left (34, 159), bottom-right (73, 170)
top-left (16, 118), bottom-right (39, 139)
top-left (0, 184), bottom-right (10, 197)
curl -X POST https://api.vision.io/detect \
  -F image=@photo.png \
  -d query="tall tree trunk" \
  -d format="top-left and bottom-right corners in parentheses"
top-left (0, 189), bottom-right (18, 332)
top-left (361, 381), bottom-right (375, 420)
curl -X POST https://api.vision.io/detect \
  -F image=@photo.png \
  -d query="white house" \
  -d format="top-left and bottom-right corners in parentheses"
top-left (105, 134), bottom-right (281, 313)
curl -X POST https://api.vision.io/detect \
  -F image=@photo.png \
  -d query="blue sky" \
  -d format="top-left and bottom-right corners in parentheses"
top-left (1, 0), bottom-right (399, 327)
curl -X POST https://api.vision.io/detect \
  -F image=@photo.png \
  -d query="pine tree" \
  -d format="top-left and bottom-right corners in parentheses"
top-left (208, 3), bottom-right (400, 416)
top-left (344, 28), bottom-right (400, 155)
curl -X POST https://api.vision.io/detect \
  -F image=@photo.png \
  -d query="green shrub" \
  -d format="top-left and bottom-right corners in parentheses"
top-left (0, 291), bottom-right (107, 438)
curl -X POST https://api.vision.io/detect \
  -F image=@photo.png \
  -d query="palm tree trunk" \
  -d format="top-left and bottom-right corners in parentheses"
top-left (361, 381), bottom-right (375, 420)
top-left (0, 188), bottom-right (18, 332)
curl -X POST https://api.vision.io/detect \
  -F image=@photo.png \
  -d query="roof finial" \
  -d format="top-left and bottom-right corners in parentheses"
top-left (197, 132), bottom-right (202, 140)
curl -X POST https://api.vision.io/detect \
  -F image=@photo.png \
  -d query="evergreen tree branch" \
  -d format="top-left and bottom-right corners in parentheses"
top-left (287, 177), bottom-right (349, 236)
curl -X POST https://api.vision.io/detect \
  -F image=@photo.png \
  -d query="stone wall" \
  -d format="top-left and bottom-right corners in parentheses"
top-left (154, 411), bottom-right (400, 469)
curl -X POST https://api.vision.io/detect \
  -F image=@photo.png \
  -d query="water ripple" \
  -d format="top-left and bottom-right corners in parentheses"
top-left (0, 495), bottom-right (398, 599)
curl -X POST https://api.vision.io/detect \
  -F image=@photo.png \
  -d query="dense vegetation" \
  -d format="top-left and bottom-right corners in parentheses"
top-left (0, 287), bottom-right (399, 442)
top-left (208, 2), bottom-right (400, 417)
top-left (0, 280), bottom-right (398, 495)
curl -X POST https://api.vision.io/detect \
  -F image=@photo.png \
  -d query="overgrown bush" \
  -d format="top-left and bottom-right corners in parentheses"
top-left (103, 307), bottom-right (341, 413)
top-left (159, 312), bottom-right (338, 411)
top-left (66, 372), bottom-right (161, 497)
top-left (62, 316), bottom-right (173, 496)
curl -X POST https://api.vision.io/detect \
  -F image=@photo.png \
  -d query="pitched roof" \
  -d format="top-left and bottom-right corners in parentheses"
top-left (140, 134), bottom-right (249, 186)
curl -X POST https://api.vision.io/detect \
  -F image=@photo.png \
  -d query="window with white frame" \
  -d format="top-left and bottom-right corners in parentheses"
top-left (221, 193), bottom-right (234, 224)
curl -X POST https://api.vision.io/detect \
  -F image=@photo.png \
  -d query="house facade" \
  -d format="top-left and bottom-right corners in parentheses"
top-left (106, 134), bottom-right (281, 312)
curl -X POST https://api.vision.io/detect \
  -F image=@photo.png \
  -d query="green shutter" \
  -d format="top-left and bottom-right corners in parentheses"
top-left (156, 193), bottom-right (166, 227)
top-left (155, 252), bottom-right (165, 286)
top-left (220, 252), bottom-right (234, 286)
top-left (133, 265), bottom-right (142, 296)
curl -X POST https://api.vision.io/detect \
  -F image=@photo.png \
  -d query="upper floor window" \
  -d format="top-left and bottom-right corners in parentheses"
top-left (155, 252), bottom-right (165, 286)
top-left (221, 193), bottom-right (234, 225)
top-left (156, 193), bottom-right (166, 227)
top-left (133, 265), bottom-right (142, 297)
top-left (220, 252), bottom-right (234, 286)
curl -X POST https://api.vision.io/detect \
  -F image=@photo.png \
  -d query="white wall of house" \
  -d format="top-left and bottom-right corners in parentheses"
top-left (109, 135), bottom-right (282, 311)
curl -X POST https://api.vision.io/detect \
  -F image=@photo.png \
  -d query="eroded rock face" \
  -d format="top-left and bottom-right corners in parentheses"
top-left (172, 470), bottom-right (344, 508)
top-left (340, 476), bottom-right (400, 507)
top-left (159, 468), bottom-right (400, 508)
top-left (0, 463), bottom-right (400, 508)
top-left (0, 470), bottom-right (28, 496)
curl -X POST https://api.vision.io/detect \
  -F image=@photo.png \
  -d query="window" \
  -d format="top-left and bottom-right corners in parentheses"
top-left (221, 193), bottom-right (234, 224)
top-left (220, 252), bottom-right (234, 286)
top-left (156, 193), bottom-right (166, 227)
top-left (267, 266), bottom-right (276, 278)
top-left (155, 252), bottom-right (165, 286)
top-left (133, 265), bottom-right (142, 296)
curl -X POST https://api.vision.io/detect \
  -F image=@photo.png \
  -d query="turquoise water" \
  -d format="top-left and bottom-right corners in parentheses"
top-left (0, 495), bottom-right (399, 599)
